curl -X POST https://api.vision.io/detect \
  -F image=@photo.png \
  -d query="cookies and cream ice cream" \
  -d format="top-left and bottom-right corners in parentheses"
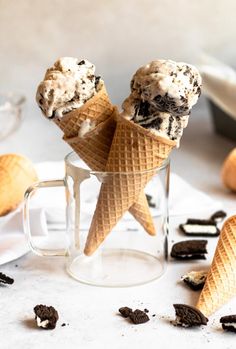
top-left (36, 57), bottom-right (102, 118)
top-left (122, 60), bottom-right (202, 143)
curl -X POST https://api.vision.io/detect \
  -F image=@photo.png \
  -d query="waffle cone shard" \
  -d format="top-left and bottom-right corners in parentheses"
top-left (64, 112), bottom-right (155, 236)
top-left (84, 116), bottom-right (176, 256)
top-left (196, 215), bottom-right (236, 317)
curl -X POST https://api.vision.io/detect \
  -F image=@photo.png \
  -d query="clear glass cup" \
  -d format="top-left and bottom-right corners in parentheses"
top-left (24, 152), bottom-right (170, 287)
top-left (0, 93), bottom-right (25, 141)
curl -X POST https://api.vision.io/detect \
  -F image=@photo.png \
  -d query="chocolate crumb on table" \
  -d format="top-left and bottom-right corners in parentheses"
top-left (119, 307), bottom-right (133, 318)
top-left (220, 315), bottom-right (236, 333)
top-left (181, 270), bottom-right (208, 291)
top-left (0, 272), bottom-right (14, 285)
top-left (34, 304), bottom-right (59, 330)
top-left (129, 309), bottom-right (150, 325)
top-left (118, 307), bottom-right (150, 324)
top-left (171, 240), bottom-right (208, 260)
top-left (172, 304), bottom-right (208, 328)
top-left (145, 194), bottom-right (156, 208)
top-left (210, 210), bottom-right (227, 223)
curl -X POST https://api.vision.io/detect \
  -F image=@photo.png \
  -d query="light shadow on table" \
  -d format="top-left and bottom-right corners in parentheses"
top-left (22, 318), bottom-right (38, 330)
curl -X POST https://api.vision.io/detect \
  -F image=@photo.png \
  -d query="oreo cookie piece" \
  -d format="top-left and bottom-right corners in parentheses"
top-left (171, 240), bottom-right (208, 260)
top-left (129, 309), bottom-right (150, 324)
top-left (220, 315), bottom-right (236, 333)
top-left (146, 194), bottom-right (156, 208)
top-left (179, 219), bottom-right (219, 237)
top-left (34, 304), bottom-right (59, 330)
top-left (210, 210), bottom-right (227, 223)
top-left (181, 270), bottom-right (208, 290)
top-left (173, 304), bottom-right (208, 328)
top-left (119, 307), bottom-right (133, 318)
top-left (0, 272), bottom-right (14, 285)
top-left (153, 93), bottom-right (189, 116)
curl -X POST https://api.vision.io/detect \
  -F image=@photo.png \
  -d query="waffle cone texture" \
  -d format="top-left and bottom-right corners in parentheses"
top-left (84, 116), bottom-right (176, 256)
top-left (196, 215), bottom-right (236, 317)
top-left (221, 148), bottom-right (236, 192)
top-left (53, 84), bottom-right (114, 138)
top-left (52, 86), bottom-right (155, 237)
top-left (0, 154), bottom-right (38, 216)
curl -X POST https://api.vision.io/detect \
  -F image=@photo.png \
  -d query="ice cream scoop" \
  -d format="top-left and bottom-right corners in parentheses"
top-left (36, 57), bottom-right (101, 118)
top-left (122, 60), bottom-right (202, 143)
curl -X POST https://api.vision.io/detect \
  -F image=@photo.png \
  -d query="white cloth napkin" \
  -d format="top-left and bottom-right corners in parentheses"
top-left (0, 161), bottom-right (221, 235)
top-left (199, 54), bottom-right (236, 120)
top-left (0, 207), bottom-right (48, 235)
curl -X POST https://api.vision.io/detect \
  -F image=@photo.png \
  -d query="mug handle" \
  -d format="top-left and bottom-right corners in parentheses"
top-left (23, 179), bottom-right (68, 257)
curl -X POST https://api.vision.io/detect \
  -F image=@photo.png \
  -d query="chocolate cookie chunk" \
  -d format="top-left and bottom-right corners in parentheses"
top-left (210, 210), bottom-right (227, 223)
top-left (220, 315), bottom-right (236, 333)
top-left (171, 240), bottom-right (208, 260)
top-left (119, 307), bottom-right (132, 318)
top-left (146, 194), bottom-right (156, 208)
top-left (173, 304), bottom-right (208, 327)
top-left (0, 272), bottom-right (14, 285)
top-left (179, 219), bottom-right (219, 237)
top-left (129, 309), bottom-right (150, 324)
top-left (153, 93), bottom-right (189, 116)
top-left (34, 304), bottom-right (59, 330)
top-left (181, 271), bottom-right (208, 290)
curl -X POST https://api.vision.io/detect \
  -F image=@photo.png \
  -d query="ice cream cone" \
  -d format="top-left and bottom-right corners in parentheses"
top-left (64, 109), bottom-right (156, 236)
top-left (196, 215), bottom-right (236, 317)
top-left (84, 115), bottom-right (176, 256)
top-left (36, 58), bottom-right (158, 238)
top-left (53, 84), bottom-right (114, 138)
top-left (221, 148), bottom-right (236, 192)
top-left (0, 154), bottom-right (38, 216)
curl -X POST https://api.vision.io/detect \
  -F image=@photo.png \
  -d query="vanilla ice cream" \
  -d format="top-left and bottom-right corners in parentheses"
top-left (36, 57), bottom-right (102, 118)
top-left (122, 60), bottom-right (202, 143)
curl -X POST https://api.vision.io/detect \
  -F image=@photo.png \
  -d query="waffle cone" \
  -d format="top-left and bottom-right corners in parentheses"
top-left (196, 215), bottom-right (236, 317)
top-left (53, 84), bottom-right (114, 138)
top-left (221, 148), bottom-right (236, 192)
top-left (64, 109), bottom-right (155, 236)
top-left (84, 116), bottom-right (176, 256)
top-left (0, 154), bottom-right (38, 216)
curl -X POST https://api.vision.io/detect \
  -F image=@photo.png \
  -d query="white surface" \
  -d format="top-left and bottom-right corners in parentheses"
top-left (0, 234), bottom-right (29, 265)
top-left (1, 218), bottom-right (236, 349)
top-left (0, 98), bottom-right (236, 348)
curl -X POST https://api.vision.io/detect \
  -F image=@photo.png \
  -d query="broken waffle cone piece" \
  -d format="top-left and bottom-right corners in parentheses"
top-left (64, 109), bottom-right (155, 237)
top-left (84, 115), bottom-right (176, 256)
top-left (0, 153), bottom-right (38, 216)
top-left (196, 215), bottom-right (236, 317)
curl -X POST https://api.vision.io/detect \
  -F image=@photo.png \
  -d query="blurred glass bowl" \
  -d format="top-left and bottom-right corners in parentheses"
top-left (0, 93), bottom-right (26, 141)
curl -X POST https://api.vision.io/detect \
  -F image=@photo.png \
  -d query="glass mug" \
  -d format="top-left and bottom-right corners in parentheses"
top-left (0, 93), bottom-right (25, 141)
top-left (24, 152), bottom-right (170, 287)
